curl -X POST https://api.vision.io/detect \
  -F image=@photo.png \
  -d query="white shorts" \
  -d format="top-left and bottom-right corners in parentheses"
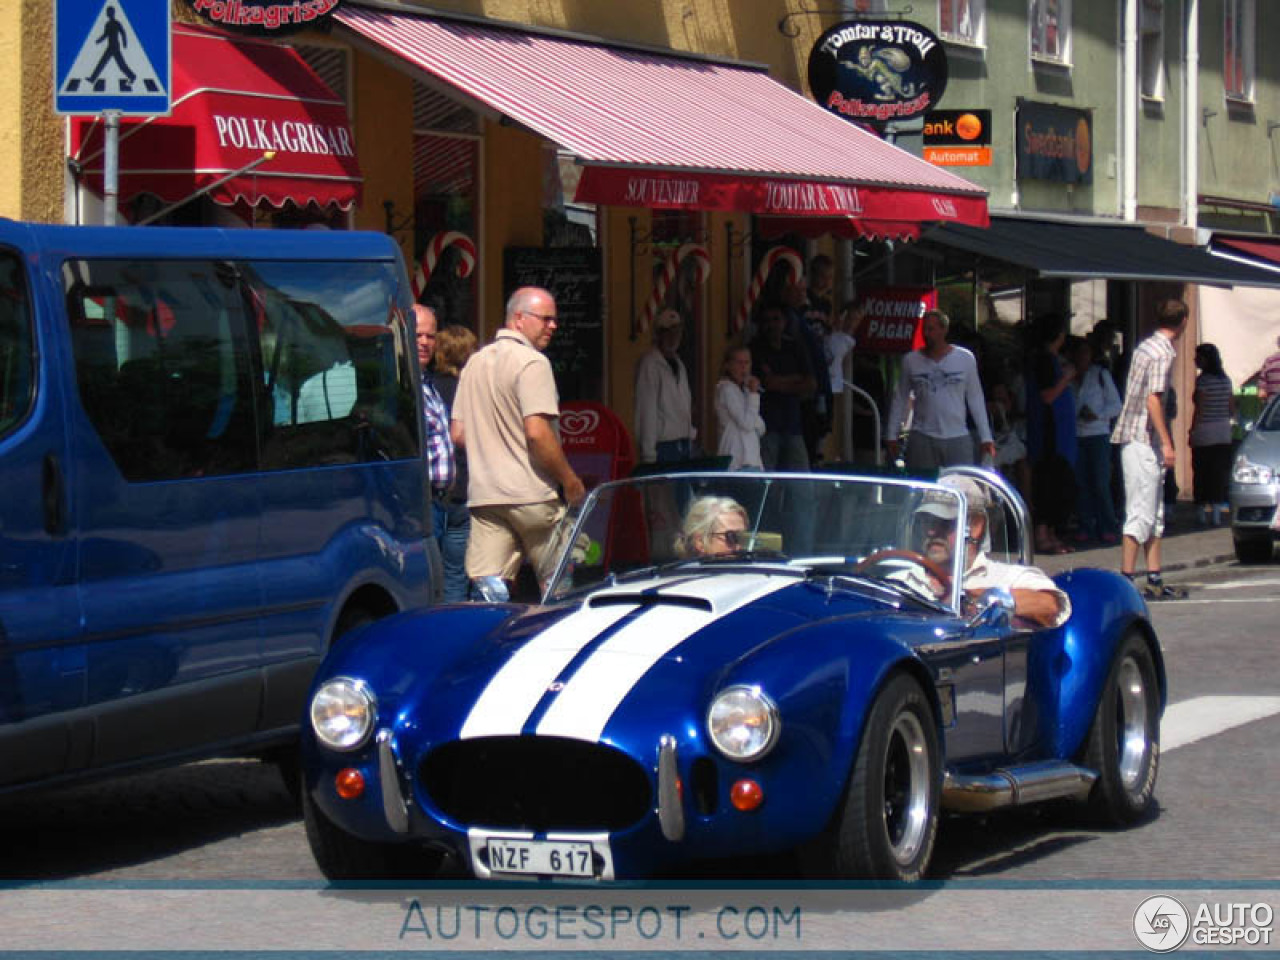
top-left (1120, 442), bottom-right (1165, 542)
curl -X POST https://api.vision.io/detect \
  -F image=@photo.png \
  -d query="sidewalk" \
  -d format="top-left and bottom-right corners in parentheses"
top-left (1035, 501), bottom-right (1237, 578)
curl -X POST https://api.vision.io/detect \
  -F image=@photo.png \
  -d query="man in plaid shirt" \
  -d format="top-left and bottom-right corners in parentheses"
top-left (416, 305), bottom-right (455, 601)
top-left (1110, 299), bottom-right (1188, 600)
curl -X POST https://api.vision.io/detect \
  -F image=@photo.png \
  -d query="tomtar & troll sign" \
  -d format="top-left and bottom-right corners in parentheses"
top-left (808, 19), bottom-right (948, 126)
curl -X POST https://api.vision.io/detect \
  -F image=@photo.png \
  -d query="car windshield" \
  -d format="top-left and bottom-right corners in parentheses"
top-left (544, 472), bottom-right (967, 608)
top-left (1258, 398), bottom-right (1280, 432)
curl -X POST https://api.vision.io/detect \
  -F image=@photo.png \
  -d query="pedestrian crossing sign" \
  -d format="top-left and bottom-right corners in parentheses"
top-left (55, 0), bottom-right (170, 116)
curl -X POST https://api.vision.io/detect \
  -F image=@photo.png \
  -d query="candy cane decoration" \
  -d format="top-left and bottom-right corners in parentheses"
top-left (734, 246), bottom-right (804, 331)
top-left (639, 242), bottom-right (711, 333)
top-left (411, 231), bottom-right (477, 299)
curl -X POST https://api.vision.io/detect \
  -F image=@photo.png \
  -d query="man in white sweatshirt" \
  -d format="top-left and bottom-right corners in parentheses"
top-left (886, 309), bottom-right (995, 474)
top-left (634, 309), bottom-right (695, 464)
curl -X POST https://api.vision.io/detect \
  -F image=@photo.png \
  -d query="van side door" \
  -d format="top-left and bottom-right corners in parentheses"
top-left (62, 257), bottom-right (265, 769)
top-left (0, 243), bottom-right (86, 787)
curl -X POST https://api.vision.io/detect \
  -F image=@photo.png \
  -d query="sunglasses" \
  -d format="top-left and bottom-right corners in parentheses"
top-left (709, 529), bottom-right (745, 548)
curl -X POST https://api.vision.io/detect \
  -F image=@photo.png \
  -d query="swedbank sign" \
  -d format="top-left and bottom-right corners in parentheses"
top-left (185, 0), bottom-right (341, 35)
top-left (807, 19), bottom-right (948, 127)
top-left (1016, 99), bottom-right (1093, 184)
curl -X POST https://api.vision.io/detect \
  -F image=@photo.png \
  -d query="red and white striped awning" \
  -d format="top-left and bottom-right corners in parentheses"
top-left (335, 5), bottom-right (988, 228)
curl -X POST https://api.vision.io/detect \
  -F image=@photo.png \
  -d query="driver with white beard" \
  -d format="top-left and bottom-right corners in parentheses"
top-left (908, 476), bottom-right (1071, 629)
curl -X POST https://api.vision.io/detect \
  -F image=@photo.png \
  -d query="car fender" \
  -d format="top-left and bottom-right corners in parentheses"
top-left (1045, 568), bottom-right (1166, 760)
top-left (707, 615), bottom-right (935, 841)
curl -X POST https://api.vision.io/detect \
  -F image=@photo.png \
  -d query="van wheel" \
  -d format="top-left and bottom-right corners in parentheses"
top-left (302, 785), bottom-right (441, 880)
top-left (264, 746), bottom-right (302, 807)
top-left (333, 606), bottom-right (377, 647)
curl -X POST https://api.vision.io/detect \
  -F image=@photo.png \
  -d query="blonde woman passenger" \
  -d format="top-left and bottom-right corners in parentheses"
top-left (715, 344), bottom-right (766, 470)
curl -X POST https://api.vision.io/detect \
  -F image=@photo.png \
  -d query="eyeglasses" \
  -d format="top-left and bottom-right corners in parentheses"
top-left (709, 529), bottom-right (745, 548)
top-left (522, 311), bottom-right (558, 324)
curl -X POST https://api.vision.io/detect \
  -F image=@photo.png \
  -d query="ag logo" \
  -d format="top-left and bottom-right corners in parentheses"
top-left (1134, 895), bottom-right (1190, 952)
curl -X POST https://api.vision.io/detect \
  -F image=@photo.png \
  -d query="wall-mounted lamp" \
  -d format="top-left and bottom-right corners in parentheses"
top-left (1202, 108), bottom-right (1218, 125)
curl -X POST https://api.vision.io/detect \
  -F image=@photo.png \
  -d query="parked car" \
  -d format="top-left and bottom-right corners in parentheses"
top-left (1230, 395), bottom-right (1280, 564)
top-left (301, 468), bottom-right (1164, 882)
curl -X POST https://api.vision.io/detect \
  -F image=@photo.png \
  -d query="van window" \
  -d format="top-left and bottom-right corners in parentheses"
top-left (64, 259), bottom-right (259, 482)
top-left (0, 251), bottom-right (34, 439)
top-left (63, 259), bottom-right (419, 481)
top-left (249, 260), bottom-right (418, 470)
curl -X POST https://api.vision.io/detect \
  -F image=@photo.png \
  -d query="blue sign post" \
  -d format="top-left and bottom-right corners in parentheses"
top-left (55, 0), bottom-right (171, 116)
top-left (55, 0), bottom-right (170, 223)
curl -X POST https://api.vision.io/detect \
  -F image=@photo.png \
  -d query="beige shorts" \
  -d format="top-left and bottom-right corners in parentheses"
top-left (466, 499), bottom-right (569, 585)
top-left (1120, 441), bottom-right (1165, 542)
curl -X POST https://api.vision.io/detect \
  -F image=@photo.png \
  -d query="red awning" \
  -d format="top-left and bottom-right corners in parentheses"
top-left (71, 25), bottom-right (362, 212)
top-left (1216, 236), bottom-right (1280, 268)
top-left (334, 6), bottom-right (988, 228)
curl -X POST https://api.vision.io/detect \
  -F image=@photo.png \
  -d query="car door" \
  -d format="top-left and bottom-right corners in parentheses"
top-left (0, 239), bottom-right (87, 787)
top-left (63, 256), bottom-right (265, 769)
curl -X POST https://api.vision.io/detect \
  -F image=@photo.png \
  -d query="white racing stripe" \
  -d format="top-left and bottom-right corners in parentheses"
top-left (460, 602), bottom-right (636, 739)
top-left (1162, 695), bottom-right (1280, 751)
top-left (536, 574), bottom-right (795, 742)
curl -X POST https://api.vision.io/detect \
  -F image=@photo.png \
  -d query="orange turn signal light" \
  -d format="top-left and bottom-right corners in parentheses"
top-left (335, 767), bottom-right (366, 800)
top-left (730, 778), bottom-right (764, 811)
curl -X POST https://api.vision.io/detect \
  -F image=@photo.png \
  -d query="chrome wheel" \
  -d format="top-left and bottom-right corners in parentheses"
top-left (1115, 656), bottom-right (1151, 791)
top-left (883, 711), bottom-right (931, 866)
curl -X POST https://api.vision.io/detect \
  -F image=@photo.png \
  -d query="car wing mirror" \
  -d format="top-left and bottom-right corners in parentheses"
top-left (966, 586), bottom-right (1015, 631)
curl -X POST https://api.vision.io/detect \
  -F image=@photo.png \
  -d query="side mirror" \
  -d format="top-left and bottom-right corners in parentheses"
top-left (966, 586), bottom-right (1015, 630)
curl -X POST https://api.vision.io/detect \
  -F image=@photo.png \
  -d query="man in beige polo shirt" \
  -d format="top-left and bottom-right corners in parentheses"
top-left (450, 286), bottom-right (585, 594)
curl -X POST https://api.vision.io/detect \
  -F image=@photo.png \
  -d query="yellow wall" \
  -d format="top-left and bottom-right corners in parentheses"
top-left (2, 0), bottom-right (61, 223)
top-left (350, 50), bottom-right (415, 267)
top-left (479, 121), bottom-right (545, 338)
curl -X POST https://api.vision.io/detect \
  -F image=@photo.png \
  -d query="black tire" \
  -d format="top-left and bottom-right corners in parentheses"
top-left (1234, 535), bottom-right (1274, 565)
top-left (333, 606), bottom-right (378, 648)
top-left (302, 785), bottom-right (439, 880)
top-left (820, 674), bottom-right (941, 881)
top-left (264, 745), bottom-right (302, 808)
top-left (1082, 632), bottom-right (1160, 825)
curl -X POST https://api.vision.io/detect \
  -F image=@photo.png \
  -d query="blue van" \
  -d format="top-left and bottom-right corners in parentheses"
top-left (0, 220), bottom-right (433, 794)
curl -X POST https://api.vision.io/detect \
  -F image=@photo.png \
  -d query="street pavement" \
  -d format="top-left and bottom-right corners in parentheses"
top-left (1035, 501), bottom-right (1241, 579)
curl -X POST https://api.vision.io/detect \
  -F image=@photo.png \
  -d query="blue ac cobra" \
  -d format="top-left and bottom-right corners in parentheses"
top-left (300, 467), bottom-right (1164, 882)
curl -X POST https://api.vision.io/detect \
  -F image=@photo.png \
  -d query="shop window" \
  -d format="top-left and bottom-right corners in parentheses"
top-left (1224, 0), bottom-right (1255, 103)
top-left (1140, 0), bottom-right (1166, 101)
top-left (939, 0), bottom-right (985, 47)
top-left (0, 251), bottom-right (34, 440)
top-left (1029, 0), bottom-right (1071, 65)
top-left (413, 81), bottom-right (480, 332)
top-left (649, 211), bottom-right (707, 436)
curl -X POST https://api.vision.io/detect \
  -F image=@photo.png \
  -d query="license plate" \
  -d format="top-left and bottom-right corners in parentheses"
top-left (486, 838), bottom-right (595, 877)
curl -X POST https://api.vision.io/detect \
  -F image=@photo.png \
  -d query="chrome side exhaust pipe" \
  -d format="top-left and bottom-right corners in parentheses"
top-left (942, 760), bottom-right (1097, 813)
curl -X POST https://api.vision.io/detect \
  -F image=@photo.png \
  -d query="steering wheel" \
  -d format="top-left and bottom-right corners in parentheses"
top-left (852, 548), bottom-right (953, 595)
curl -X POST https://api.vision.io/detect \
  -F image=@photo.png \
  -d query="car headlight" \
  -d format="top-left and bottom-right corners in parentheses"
top-left (310, 678), bottom-right (377, 751)
top-left (707, 685), bottom-right (779, 761)
top-left (1233, 455), bottom-right (1274, 485)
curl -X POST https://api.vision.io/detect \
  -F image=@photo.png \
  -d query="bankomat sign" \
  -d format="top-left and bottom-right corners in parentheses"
top-left (807, 19), bottom-right (948, 127)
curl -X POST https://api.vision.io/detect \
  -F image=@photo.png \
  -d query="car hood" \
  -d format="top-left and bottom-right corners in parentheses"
top-left (454, 571), bottom-right (809, 743)
top-left (1240, 426), bottom-right (1280, 466)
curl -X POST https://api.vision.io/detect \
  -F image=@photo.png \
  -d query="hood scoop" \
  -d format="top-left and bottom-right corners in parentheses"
top-left (587, 592), bottom-right (712, 612)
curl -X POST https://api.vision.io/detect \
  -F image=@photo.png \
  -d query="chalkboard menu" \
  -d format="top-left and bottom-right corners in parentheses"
top-left (503, 247), bottom-right (603, 403)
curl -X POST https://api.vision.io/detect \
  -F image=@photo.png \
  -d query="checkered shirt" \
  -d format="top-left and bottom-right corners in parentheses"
top-left (1111, 332), bottom-right (1176, 446)
top-left (421, 374), bottom-right (455, 493)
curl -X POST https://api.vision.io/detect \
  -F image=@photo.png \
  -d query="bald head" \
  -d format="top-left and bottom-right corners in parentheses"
top-left (505, 286), bottom-right (558, 351)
